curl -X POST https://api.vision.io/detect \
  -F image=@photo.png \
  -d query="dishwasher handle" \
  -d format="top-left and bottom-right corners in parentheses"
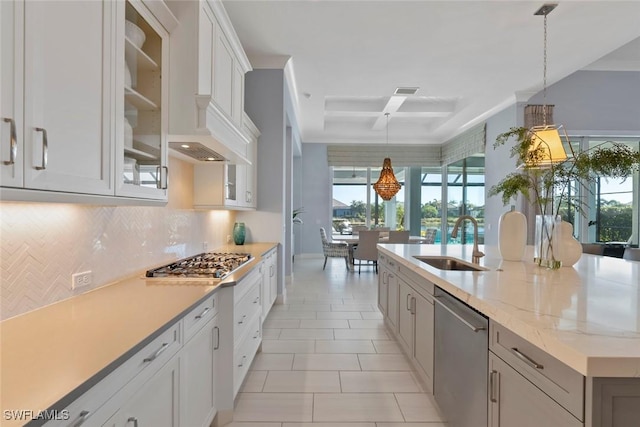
top-left (434, 295), bottom-right (486, 333)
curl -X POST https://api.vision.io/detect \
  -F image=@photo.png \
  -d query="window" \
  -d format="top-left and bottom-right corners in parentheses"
top-left (446, 155), bottom-right (485, 244)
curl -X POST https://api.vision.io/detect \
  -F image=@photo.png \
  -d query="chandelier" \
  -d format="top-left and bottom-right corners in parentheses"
top-left (373, 113), bottom-right (401, 200)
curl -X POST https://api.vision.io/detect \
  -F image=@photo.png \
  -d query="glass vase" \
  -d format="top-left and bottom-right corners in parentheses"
top-left (534, 215), bottom-right (562, 269)
top-left (233, 222), bottom-right (246, 245)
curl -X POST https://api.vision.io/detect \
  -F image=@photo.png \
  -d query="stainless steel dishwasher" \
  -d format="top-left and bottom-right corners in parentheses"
top-left (434, 286), bottom-right (489, 427)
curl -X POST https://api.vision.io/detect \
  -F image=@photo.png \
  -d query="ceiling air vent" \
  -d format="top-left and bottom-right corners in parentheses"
top-left (169, 142), bottom-right (225, 162)
top-left (394, 87), bottom-right (419, 96)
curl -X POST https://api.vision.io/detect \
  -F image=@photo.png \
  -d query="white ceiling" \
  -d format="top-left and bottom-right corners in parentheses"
top-left (222, 0), bottom-right (640, 145)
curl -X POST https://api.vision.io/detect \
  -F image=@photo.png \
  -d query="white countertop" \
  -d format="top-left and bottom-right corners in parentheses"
top-left (377, 244), bottom-right (640, 378)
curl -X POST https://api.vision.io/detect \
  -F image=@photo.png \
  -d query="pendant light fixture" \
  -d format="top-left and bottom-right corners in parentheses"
top-left (527, 3), bottom-right (569, 167)
top-left (373, 113), bottom-right (401, 200)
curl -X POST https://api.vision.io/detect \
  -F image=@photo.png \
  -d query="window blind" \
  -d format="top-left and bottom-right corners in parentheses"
top-left (440, 123), bottom-right (486, 165)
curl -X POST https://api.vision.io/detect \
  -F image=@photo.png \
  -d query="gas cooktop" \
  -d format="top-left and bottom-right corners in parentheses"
top-left (145, 252), bottom-right (252, 279)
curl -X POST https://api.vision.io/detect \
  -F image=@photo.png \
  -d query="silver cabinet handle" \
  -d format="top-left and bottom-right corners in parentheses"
top-left (2, 118), bottom-right (17, 165)
top-left (406, 293), bottom-right (412, 311)
top-left (434, 296), bottom-right (486, 332)
top-left (143, 342), bottom-right (169, 363)
top-left (489, 370), bottom-right (498, 403)
top-left (70, 410), bottom-right (90, 427)
top-left (238, 355), bottom-right (247, 367)
top-left (127, 417), bottom-right (139, 427)
top-left (382, 271), bottom-right (387, 284)
top-left (213, 326), bottom-right (220, 350)
top-left (34, 127), bottom-right (48, 170)
top-left (253, 329), bottom-right (260, 339)
top-left (253, 296), bottom-right (260, 304)
top-left (195, 306), bottom-right (210, 320)
top-left (238, 314), bottom-right (247, 325)
top-left (510, 347), bottom-right (544, 370)
top-left (410, 296), bottom-right (416, 315)
top-left (156, 165), bottom-right (169, 189)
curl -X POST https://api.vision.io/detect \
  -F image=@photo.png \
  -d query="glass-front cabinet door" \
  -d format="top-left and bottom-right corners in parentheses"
top-left (116, 0), bottom-right (168, 200)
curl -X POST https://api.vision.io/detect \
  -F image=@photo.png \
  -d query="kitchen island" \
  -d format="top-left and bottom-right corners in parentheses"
top-left (0, 243), bottom-right (277, 427)
top-left (377, 243), bottom-right (640, 427)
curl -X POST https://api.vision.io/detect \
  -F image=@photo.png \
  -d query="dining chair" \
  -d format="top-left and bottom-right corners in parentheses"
top-left (353, 230), bottom-right (379, 274)
top-left (388, 230), bottom-right (410, 243)
top-left (423, 228), bottom-right (437, 244)
top-left (352, 225), bottom-right (369, 237)
top-left (623, 248), bottom-right (640, 261)
top-left (582, 243), bottom-right (605, 255)
top-left (319, 227), bottom-right (350, 270)
top-left (373, 227), bottom-right (390, 239)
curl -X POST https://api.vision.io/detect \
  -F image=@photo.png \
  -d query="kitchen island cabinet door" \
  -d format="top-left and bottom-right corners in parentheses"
top-left (378, 267), bottom-right (389, 316)
top-left (386, 271), bottom-right (399, 332)
top-left (414, 291), bottom-right (434, 389)
top-left (489, 353), bottom-right (582, 427)
top-left (398, 279), bottom-right (414, 356)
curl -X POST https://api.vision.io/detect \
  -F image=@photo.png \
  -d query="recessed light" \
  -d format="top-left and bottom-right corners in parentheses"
top-left (181, 144), bottom-right (190, 148)
top-left (206, 157), bottom-right (216, 161)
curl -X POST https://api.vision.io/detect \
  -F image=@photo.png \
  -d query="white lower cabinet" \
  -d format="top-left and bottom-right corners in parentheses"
top-left (104, 355), bottom-right (180, 427)
top-left (261, 248), bottom-right (278, 321)
top-left (181, 312), bottom-right (219, 427)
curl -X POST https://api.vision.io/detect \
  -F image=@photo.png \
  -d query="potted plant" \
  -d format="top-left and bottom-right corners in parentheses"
top-left (293, 207), bottom-right (304, 225)
top-left (489, 127), bottom-right (640, 268)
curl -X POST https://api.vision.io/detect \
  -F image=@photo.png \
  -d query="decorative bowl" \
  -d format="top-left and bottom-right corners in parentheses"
top-left (125, 20), bottom-right (145, 49)
top-left (124, 61), bottom-right (132, 88)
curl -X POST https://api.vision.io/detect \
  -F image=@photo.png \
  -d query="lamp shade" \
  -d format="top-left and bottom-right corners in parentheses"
top-left (528, 126), bottom-right (567, 166)
top-left (373, 158), bottom-right (401, 200)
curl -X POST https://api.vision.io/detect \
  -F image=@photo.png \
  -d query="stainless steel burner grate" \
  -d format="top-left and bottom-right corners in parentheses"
top-left (146, 252), bottom-right (252, 279)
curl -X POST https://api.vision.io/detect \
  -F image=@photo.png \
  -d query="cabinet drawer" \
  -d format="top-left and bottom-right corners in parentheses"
top-left (183, 293), bottom-right (218, 341)
top-left (397, 262), bottom-right (434, 296)
top-left (234, 314), bottom-right (262, 396)
top-left (234, 267), bottom-right (261, 304)
top-left (234, 282), bottom-right (261, 343)
top-left (490, 321), bottom-right (584, 420)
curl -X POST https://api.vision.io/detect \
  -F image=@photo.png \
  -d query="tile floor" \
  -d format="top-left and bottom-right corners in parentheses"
top-left (225, 257), bottom-right (447, 427)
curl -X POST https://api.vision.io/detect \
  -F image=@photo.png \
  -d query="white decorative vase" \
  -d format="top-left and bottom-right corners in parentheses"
top-left (557, 221), bottom-right (582, 267)
top-left (498, 206), bottom-right (527, 261)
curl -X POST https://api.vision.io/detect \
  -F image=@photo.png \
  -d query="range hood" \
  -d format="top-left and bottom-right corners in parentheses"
top-left (168, 95), bottom-right (252, 165)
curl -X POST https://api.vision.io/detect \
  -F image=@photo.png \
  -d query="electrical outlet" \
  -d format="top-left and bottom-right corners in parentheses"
top-left (72, 271), bottom-right (92, 290)
top-left (203, 241), bottom-right (208, 252)
top-left (226, 235), bottom-right (231, 243)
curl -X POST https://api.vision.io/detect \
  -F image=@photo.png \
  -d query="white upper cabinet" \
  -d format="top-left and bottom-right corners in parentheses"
top-left (2, 0), bottom-right (113, 195)
top-left (116, 0), bottom-right (175, 201)
top-left (167, 0), bottom-right (253, 164)
top-left (0, 0), bottom-right (177, 204)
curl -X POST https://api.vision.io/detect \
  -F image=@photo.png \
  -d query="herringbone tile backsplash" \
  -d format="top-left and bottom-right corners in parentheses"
top-left (0, 202), bottom-right (234, 320)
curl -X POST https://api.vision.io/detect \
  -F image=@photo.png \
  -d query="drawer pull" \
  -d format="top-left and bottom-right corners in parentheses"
top-left (127, 417), bottom-right (139, 427)
top-left (253, 296), bottom-right (260, 304)
top-left (511, 347), bottom-right (544, 370)
top-left (71, 410), bottom-right (90, 427)
top-left (214, 326), bottom-right (220, 350)
top-left (253, 329), bottom-right (260, 339)
top-left (489, 370), bottom-right (498, 403)
top-left (406, 293), bottom-right (412, 311)
top-left (2, 118), bottom-right (17, 165)
top-left (143, 342), bottom-right (169, 363)
top-left (195, 306), bottom-right (211, 320)
top-left (238, 314), bottom-right (247, 325)
top-left (238, 355), bottom-right (247, 367)
top-left (34, 127), bottom-right (48, 170)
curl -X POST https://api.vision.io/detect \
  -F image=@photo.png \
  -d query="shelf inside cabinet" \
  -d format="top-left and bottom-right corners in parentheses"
top-left (125, 87), bottom-right (158, 111)
top-left (125, 37), bottom-right (159, 71)
top-left (124, 145), bottom-right (158, 163)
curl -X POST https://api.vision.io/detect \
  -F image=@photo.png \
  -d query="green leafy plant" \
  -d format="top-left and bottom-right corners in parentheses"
top-left (489, 127), bottom-right (640, 219)
top-left (293, 207), bottom-right (305, 224)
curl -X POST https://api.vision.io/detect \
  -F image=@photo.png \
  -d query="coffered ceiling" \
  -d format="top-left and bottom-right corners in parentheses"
top-left (223, 0), bottom-right (640, 146)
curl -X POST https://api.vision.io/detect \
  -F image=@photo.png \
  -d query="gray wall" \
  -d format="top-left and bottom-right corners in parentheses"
top-left (299, 143), bottom-right (333, 254)
top-left (530, 70), bottom-right (640, 133)
top-left (237, 69), bottom-right (286, 293)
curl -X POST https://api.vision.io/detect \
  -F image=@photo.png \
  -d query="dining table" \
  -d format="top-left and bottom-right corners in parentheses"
top-left (335, 235), bottom-right (432, 265)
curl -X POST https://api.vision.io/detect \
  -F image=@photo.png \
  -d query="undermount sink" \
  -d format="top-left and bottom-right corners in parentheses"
top-left (414, 256), bottom-right (488, 271)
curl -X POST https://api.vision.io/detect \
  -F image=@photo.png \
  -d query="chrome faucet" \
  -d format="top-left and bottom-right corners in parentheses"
top-left (451, 215), bottom-right (485, 265)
